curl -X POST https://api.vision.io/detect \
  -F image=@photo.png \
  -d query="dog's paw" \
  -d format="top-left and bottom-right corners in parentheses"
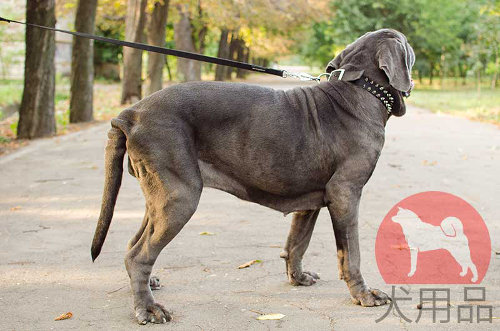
top-left (351, 288), bottom-right (391, 307)
top-left (289, 271), bottom-right (320, 286)
top-left (149, 276), bottom-right (161, 290)
top-left (135, 302), bottom-right (171, 325)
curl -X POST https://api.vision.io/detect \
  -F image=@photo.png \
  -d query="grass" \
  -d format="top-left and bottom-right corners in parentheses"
top-left (0, 79), bottom-right (23, 110)
top-left (407, 86), bottom-right (500, 124)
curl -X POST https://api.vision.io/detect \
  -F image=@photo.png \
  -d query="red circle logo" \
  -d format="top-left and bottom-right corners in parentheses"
top-left (375, 191), bottom-right (491, 284)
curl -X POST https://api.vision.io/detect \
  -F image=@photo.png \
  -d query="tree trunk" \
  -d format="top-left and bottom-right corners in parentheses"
top-left (174, 4), bottom-right (201, 82)
top-left (477, 67), bottom-right (481, 97)
top-left (69, 0), bottom-right (98, 123)
top-left (458, 63), bottom-right (466, 86)
top-left (440, 50), bottom-right (446, 89)
top-left (17, 0), bottom-right (56, 139)
top-left (236, 41), bottom-right (248, 79)
top-left (145, 0), bottom-right (169, 96)
top-left (121, 0), bottom-right (147, 104)
top-left (429, 61), bottom-right (434, 85)
top-left (196, 1), bottom-right (208, 55)
top-left (491, 47), bottom-right (498, 89)
top-left (215, 29), bottom-right (229, 81)
top-left (225, 31), bottom-right (239, 80)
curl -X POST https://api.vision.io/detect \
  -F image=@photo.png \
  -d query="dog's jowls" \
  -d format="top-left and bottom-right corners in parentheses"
top-left (92, 29), bottom-right (415, 324)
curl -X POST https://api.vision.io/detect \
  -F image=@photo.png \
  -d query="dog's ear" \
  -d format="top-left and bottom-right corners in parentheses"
top-left (325, 50), bottom-right (365, 81)
top-left (325, 54), bottom-right (341, 74)
top-left (377, 38), bottom-right (413, 92)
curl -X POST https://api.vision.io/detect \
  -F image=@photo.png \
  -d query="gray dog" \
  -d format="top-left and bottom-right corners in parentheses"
top-left (92, 28), bottom-right (415, 324)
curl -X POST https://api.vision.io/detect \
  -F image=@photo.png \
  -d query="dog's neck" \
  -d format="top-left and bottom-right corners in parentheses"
top-left (329, 71), bottom-right (402, 117)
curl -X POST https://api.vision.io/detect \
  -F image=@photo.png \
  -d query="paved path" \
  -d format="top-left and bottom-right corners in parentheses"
top-left (1, 79), bottom-right (499, 330)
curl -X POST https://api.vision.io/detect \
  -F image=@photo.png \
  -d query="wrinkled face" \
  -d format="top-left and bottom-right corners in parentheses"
top-left (326, 29), bottom-right (416, 95)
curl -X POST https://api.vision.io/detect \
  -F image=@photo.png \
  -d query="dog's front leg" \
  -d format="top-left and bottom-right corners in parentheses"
top-left (280, 210), bottom-right (321, 286)
top-left (326, 181), bottom-right (390, 306)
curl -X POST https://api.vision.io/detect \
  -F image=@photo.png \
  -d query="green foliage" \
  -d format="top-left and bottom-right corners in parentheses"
top-left (9, 121), bottom-right (17, 136)
top-left (94, 25), bottom-right (123, 65)
top-left (298, 0), bottom-right (499, 86)
top-left (298, 22), bottom-right (337, 67)
top-left (0, 79), bottom-right (22, 108)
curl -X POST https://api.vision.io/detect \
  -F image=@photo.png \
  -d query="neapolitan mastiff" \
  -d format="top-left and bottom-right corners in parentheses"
top-left (92, 28), bottom-right (415, 324)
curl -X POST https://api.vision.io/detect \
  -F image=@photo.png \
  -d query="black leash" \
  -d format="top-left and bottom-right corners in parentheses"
top-left (0, 16), bottom-right (285, 78)
top-left (0, 15), bottom-right (403, 114)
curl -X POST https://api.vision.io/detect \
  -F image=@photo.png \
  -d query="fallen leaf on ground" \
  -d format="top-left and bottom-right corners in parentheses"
top-left (199, 231), bottom-right (215, 236)
top-left (54, 312), bottom-right (73, 321)
top-left (422, 160), bottom-right (437, 166)
top-left (238, 260), bottom-right (262, 269)
top-left (10, 206), bottom-right (21, 211)
top-left (256, 313), bottom-right (285, 320)
top-left (391, 244), bottom-right (409, 250)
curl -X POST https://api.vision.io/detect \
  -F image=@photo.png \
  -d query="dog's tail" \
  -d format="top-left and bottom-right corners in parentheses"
top-left (440, 216), bottom-right (464, 237)
top-left (91, 119), bottom-right (128, 261)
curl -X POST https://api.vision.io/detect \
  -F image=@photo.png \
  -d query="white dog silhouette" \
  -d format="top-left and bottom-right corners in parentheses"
top-left (391, 207), bottom-right (478, 282)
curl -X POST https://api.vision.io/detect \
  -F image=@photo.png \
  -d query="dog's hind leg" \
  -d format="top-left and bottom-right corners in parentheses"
top-left (280, 209), bottom-right (320, 286)
top-left (127, 206), bottom-right (161, 290)
top-left (125, 135), bottom-right (202, 325)
top-left (128, 206), bottom-right (149, 251)
top-left (469, 263), bottom-right (478, 282)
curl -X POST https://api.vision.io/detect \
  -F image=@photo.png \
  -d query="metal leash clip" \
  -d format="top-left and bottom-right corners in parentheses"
top-left (283, 69), bottom-right (345, 83)
top-left (282, 70), bottom-right (319, 81)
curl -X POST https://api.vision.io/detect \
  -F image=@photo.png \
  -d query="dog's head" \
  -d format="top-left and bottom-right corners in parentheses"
top-left (391, 207), bottom-right (418, 225)
top-left (326, 29), bottom-right (415, 116)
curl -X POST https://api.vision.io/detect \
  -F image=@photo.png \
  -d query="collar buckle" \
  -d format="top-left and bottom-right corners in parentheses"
top-left (328, 69), bottom-right (345, 81)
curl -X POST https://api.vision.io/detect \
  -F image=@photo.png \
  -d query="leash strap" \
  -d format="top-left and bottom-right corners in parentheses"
top-left (0, 16), bottom-right (286, 78)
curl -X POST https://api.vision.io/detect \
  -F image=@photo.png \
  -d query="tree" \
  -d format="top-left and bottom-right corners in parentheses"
top-left (69, 0), bottom-right (98, 123)
top-left (214, 29), bottom-right (230, 80)
top-left (174, 3), bottom-right (201, 81)
top-left (145, 0), bottom-right (169, 95)
top-left (18, 0), bottom-right (56, 139)
top-left (225, 30), bottom-right (239, 80)
top-left (121, 0), bottom-right (148, 104)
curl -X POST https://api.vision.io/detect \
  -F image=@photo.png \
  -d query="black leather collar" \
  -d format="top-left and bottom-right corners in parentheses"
top-left (352, 77), bottom-right (396, 115)
top-left (329, 70), bottom-right (398, 116)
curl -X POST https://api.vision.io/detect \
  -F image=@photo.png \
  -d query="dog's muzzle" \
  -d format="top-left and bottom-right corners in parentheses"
top-left (403, 80), bottom-right (415, 98)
